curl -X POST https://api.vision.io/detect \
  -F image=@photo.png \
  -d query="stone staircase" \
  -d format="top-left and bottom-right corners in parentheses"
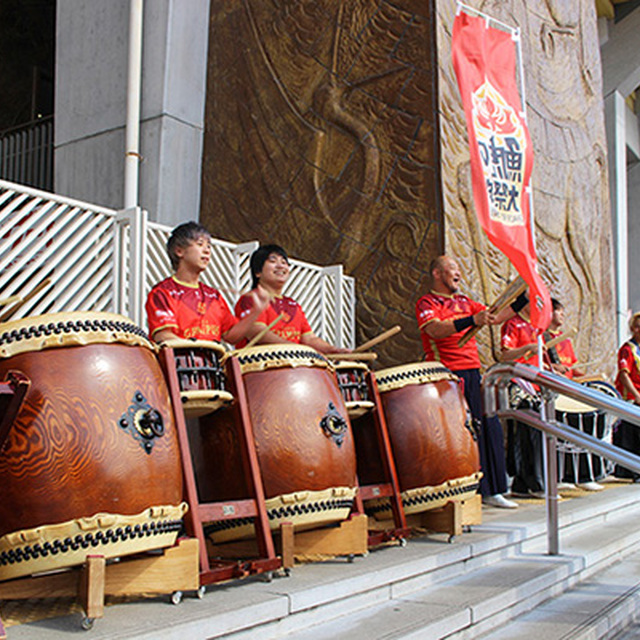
top-left (7, 481), bottom-right (640, 640)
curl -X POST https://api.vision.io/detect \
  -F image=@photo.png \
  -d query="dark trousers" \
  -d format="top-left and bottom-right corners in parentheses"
top-left (507, 420), bottom-right (544, 494)
top-left (454, 368), bottom-right (508, 496)
top-left (613, 420), bottom-right (640, 480)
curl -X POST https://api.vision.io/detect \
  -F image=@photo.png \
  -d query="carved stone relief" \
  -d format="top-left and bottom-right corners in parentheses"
top-left (200, 0), bottom-right (443, 367)
top-left (437, 0), bottom-right (616, 376)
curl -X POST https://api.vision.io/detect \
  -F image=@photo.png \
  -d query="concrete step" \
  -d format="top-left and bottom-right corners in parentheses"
top-left (5, 481), bottom-right (640, 640)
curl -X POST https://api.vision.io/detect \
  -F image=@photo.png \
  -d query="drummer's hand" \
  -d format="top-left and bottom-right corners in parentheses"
top-left (473, 309), bottom-right (495, 326)
top-left (249, 287), bottom-right (271, 314)
top-left (332, 346), bottom-right (352, 354)
top-left (551, 363), bottom-right (569, 375)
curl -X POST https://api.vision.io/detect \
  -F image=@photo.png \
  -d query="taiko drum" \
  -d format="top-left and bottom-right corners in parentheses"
top-left (0, 312), bottom-right (186, 581)
top-left (195, 344), bottom-right (358, 541)
top-left (367, 362), bottom-right (481, 518)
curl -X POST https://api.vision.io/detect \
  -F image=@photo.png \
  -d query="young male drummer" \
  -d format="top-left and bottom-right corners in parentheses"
top-left (145, 222), bottom-right (268, 344)
top-left (544, 298), bottom-right (585, 379)
top-left (416, 255), bottom-right (524, 509)
top-left (234, 244), bottom-right (350, 355)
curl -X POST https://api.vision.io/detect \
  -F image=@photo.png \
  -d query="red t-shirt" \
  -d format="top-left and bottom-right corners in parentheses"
top-left (501, 315), bottom-right (542, 367)
top-left (616, 340), bottom-right (640, 400)
top-left (415, 291), bottom-right (485, 370)
top-left (234, 291), bottom-right (313, 347)
top-left (546, 329), bottom-right (577, 379)
top-left (145, 276), bottom-right (238, 341)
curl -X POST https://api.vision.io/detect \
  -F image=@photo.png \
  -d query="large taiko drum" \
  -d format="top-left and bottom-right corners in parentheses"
top-left (0, 312), bottom-right (186, 581)
top-left (199, 344), bottom-right (358, 542)
top-left (366, 362), bottom-right (481, 518)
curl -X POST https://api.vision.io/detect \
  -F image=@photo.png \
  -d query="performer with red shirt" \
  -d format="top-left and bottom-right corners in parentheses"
top-left (416, 255), bottom-right (523, 509)
top-left (235, 244), bottom-right (349, 354)
top-left (614, 312), bottom-right (640, 481)
top-left (544, 299), bottom-right (585, 379)
top-left (146, 222), bottom-right (268, 344)
top-left (500, 304), bottom-right (547, 498)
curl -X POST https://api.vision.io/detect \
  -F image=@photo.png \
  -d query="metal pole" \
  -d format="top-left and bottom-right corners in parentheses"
top-left (124, 0), bottom-right (143, 210)
top-left (542, 393), bottom-right (559, 555)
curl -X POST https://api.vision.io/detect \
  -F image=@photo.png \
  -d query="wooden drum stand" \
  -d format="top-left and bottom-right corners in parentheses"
top-left (159, 348), bottom-right (281, 584)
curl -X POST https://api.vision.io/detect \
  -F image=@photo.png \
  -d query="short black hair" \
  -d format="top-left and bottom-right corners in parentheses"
top-left (167, 222), bottom-right (210, 270)
top-left (250, 244), bottom-right (289, 288)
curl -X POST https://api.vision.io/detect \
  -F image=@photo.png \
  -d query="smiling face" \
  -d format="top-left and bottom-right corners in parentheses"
top-left (257, 252), bottom-right (290, 292)
top-left (434, 257), bottom-right (461, 295)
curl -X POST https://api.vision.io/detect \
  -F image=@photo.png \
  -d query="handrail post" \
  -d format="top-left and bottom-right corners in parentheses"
top-left (541, 391), bottom-right (559, 555)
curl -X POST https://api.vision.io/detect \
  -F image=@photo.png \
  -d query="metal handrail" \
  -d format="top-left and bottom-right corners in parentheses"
top-left (482, 362), bottom-right (640, 555)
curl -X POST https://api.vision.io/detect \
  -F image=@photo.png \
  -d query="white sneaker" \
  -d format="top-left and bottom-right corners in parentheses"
top-left (557, 482), bottom-right (576, 491)
top-left (577, 481), bottom-right (604, 491)
top-left (483, 494), bottom-right (518, 509)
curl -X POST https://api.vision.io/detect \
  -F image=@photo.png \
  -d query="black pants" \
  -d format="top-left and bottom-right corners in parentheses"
top-left (454, 368), bottom-right (508, 496)
top-left (613, 420), bottom-right (640, 480)
top-left (507, 420), bottom-right (544, 493)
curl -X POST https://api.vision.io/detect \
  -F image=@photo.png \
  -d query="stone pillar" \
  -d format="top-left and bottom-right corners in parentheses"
top-left (54, 0), bottom-right (210, 226)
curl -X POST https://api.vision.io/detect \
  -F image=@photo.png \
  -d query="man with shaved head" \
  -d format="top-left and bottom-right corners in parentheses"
top-left (416, 255), bottom-right (526, 509)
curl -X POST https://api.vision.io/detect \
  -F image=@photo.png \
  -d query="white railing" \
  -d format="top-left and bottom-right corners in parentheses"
top-left (0, 180), bottom-right (355, 347)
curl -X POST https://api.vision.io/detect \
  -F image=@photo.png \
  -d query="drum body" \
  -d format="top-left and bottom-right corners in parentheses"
top-left (163, 339), bottom-right (233, 417)
top-left (334, 361), bottom-right (375, 418)
top-left (367, 362), bottom-right (481, 518)
top-left (0, 312), bottom-right (186, 581)
top-left (198, 344), bottom-right (358, 541)
top-left (556, 380), bottom-right (619, 484)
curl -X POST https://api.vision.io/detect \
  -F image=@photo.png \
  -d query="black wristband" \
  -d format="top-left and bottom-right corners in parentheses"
top-left (453, 315), bottom-right (476, 332)
top-left (511, 291), bottom-right (529, 313)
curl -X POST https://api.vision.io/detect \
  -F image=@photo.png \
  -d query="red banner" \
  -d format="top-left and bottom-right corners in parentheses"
top-left (451, 10), bottom-right (551, 330)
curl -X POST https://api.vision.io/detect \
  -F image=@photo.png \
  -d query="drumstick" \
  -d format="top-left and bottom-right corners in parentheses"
top-left (0, 278), bottom-right (52, 323)
top-left (325, 352), bottom-right (378, 361)
top-left (0, 293), bottom-right (23, 308)
top-left (242, 313), bottom-right (285, 350)
top-left (458, 276), bottom-right (527, 347)
top-left (354, 325), bottom-right (401, 353)
top-left (523, 327), bottom-right (577, 360)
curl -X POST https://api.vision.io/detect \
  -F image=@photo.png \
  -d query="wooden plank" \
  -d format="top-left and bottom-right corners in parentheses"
top-left (104, 538), bottom-right (199, 595)
top-left (461, 494), bottom-right (482, 526)
top-left (0, 539), bottom-right (200, 601)
top-left (418, 501), bottom-right (462, 538)
top-left (291, 514), bottom-right (368, 558)
top-left (279, 522), bottom-right (295, 570)
top-left (79, 555), bottom-right (106, 621)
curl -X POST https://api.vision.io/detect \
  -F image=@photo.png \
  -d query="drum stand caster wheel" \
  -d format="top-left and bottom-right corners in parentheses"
top-left (283, 567), bottom-right (292, 577)
top-left (196, 586), bottom-right (206, 599)
top-left (447, 535), bottom-right (456, 544)
top-left (398, 537), bottom-right (407, 548)
top-left (262, 571), bottom-right (274, 583)
top-left (463, 525), bottom-right (472, 534)
top-left (171, 590), bottom-right (183, 605)
top-left (347, 554), bottom-right (355, 563)
top-left (81, 617), bottom-right (95, 631)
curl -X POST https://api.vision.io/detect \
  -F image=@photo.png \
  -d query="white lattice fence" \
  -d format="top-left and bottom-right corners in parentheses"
top-left (0, 180), bottom-right (119, 318)
top-left (0, 180), bottom-right (355, 347)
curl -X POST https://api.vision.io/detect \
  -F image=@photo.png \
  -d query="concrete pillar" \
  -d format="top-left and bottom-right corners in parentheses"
top-left (604, 91), bottom-right (629, 344)
top-left (54, 0), bottom-right (210, 226)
